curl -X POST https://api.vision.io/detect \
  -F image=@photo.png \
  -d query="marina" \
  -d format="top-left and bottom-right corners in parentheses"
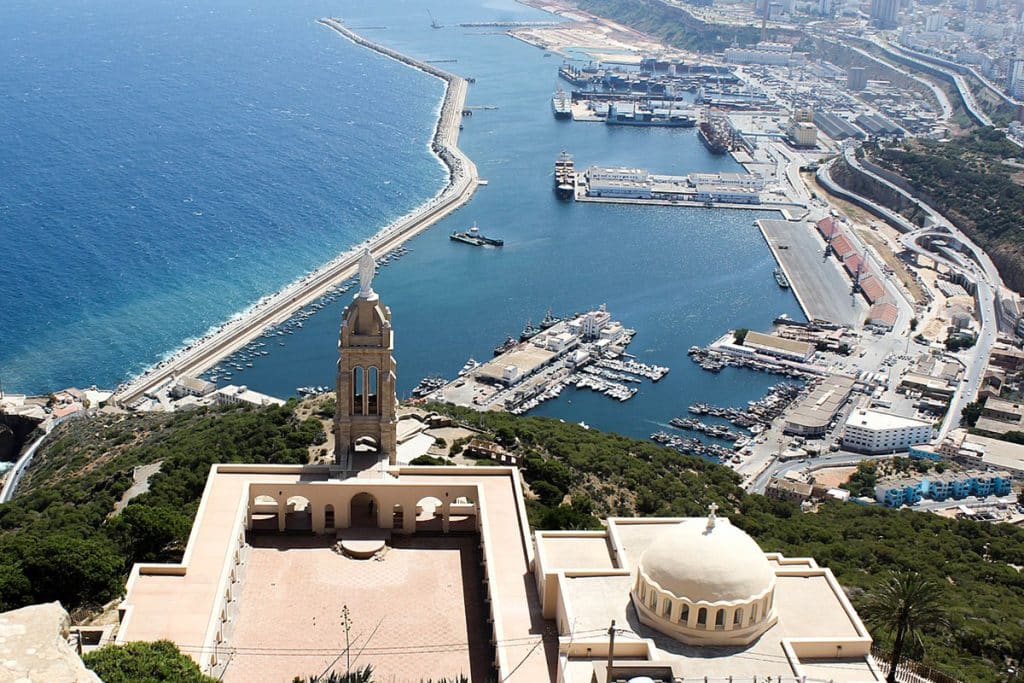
top-left (424, 307), bottom-right (669, 415)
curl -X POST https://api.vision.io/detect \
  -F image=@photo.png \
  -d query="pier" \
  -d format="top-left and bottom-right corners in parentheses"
top-left (113, 20), bottom-right (480, 408)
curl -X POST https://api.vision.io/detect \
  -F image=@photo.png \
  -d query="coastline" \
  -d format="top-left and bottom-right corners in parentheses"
top-left (112, 18), bottom-right (480, 407)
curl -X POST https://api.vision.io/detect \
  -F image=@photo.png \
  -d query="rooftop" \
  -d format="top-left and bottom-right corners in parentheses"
top-left (845, 409), bottom-right (933, 431)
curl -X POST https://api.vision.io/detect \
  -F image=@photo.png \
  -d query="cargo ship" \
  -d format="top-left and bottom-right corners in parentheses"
top-left (450, 223), bottom-right (504, 247)
top-left (554, 151), bottom-right (575, 200)
top-left (700, 115), bottom-right (733, 156)
top-left (551, 88), bottom-right (572, 119)
top-left (606, 102), bottom-right (696, 127)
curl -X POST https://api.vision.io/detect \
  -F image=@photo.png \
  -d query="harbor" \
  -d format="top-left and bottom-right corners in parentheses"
top-left (423, 307), bottom-right (669, 415)
top-left (111, 20), bottom-right (480, 408)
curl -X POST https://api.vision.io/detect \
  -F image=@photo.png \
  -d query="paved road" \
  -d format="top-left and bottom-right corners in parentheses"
top-left (824, 145), bottom-right (1003, 441)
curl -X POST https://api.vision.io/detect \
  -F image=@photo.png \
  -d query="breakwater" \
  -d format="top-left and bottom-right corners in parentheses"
top-left (112, 19), bottom-right (479, 407)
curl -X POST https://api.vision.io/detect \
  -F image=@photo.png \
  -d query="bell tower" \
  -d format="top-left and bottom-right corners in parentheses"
top-left (334, 249), bottom-right (398, 467)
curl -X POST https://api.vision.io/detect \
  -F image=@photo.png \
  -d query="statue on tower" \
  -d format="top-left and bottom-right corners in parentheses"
top-left (358, 248), bottom-right (376, 298)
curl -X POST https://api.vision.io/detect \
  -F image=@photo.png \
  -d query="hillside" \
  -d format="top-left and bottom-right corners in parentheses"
top-left (0, 402), bottom-right (322, 618)
top-left (860, 129), bottom-right (1024, 293)
top-left (0, 402), bottom-right (1019, 679)
top-left (431, 404), bottom-right (1024, 682)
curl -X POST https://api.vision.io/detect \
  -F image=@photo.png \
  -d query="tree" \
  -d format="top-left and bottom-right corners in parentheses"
top-left (83, 640), bottom-right (217, 683)
top-left (860, 571), bottom-right (949, 683)
top-left (961, 400), bottom-right (984, 428)
top-left (292, 665), bottom-right (374, 682)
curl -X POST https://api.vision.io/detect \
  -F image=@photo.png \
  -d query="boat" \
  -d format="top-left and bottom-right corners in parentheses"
top-left (493, 335), bottom-right (518, 356)
top-left (458, 357), bottom-right (480, 376)
top-left (605, 101), bottom-right (697, 127)
top-left (698, 113), bottom-right (730, 155)
top-left (551, 88), bottom-right (572, 120)
top-left (539, 308), bottom-right (561, 329)
top-left (450, 223), bottom-right (504, 247)
top-left (554, 151), bottom-right (575, 200)
top-left (520, 319), bottom-right (540, 341)
top-left (412, 376), bottom-right (446, 398)
top-left (773, 267), bottom-right (790, 288)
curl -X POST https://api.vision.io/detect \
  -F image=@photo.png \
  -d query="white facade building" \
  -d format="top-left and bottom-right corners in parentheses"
top-left (215, 385), bottom-right (286, 408)
top-left (842, 409), bottom-right (934, 454)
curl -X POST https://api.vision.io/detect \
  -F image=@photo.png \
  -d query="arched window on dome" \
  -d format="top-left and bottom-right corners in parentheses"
top-left (750, 602), bottom-right (759, 623)
top-left (678, 603), bottom-right (689, 625)
top-left (648, 592), bottom-right (657, 610)
top-left (696, 607), bottom-right (707, 628)
top-left (714, 609), bottom-right (726, 630)
top-left (639, 583), bottom-right (646, 602)
top-left (733, 607), bottom-right (744, 627)
top-left (662, 599), bottom-right (672, 619)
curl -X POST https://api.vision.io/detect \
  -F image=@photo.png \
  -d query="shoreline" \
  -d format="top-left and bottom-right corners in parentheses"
top-left (112, 18), bottom-right (480, 407)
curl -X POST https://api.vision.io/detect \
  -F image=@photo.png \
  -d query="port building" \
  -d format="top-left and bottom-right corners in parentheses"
top-left (743, 331), bottom-right (814, 362)
top-left (841, 408), bottom-right (934, 454)
top-left (812, 112), bottom-right (864, 140)
top-left (783, 375), bottom-right (857, 436)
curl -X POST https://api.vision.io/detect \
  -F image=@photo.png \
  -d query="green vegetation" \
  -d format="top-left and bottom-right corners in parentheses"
top-left (0, 403), bottom-right (320, 614)
top-left (409, 454), bottom-right (454, 466)
top-left (841, 460), bottom-right (879, 497)
top-left (427, 405), bottom-right (1024, 680)
top-left (578, 0), bottom-right (778, 53)
top-left (962, 399), bottom-right (984, 427)
top-left (83, 640), bottom-right (217, 683)
top-left (861, 572), bottom-right (949, 683)
top-left (3, 400), bottom-right (1021, 680)
top-left (866, 129), bottom-right (1024, 291)
top-left (945, 332), bottom-right (977, 351)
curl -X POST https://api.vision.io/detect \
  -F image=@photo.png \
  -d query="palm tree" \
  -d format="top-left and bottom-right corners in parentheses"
top-left (860, 571), bottom-right (949, 683)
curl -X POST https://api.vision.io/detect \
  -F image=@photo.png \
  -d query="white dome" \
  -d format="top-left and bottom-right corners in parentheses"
top-left (637, 517), bottom-right (774, 604)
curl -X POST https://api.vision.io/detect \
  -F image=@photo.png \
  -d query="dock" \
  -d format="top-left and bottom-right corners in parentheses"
top-left (427, 309), bottom-right (668, 414)
top-left (113, 20), bottom-right (480, 408)
top-left (756, 219), bottom-right (867, 328)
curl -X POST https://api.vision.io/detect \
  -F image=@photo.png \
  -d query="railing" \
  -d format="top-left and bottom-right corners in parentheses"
top-left (871, 647), bottom-right (962, 683)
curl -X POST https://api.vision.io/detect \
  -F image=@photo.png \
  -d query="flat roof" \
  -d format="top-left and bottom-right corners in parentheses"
top-left (475, 344), bottom-right (556, 382)
top-left (119, 466), bottom-right (555, 682)
top-left (845, 409), bottom-right (933, 431)
top-left (745, 331), bottom-right (812, 356)
top-left (786, 376), bottom-right (856, 429)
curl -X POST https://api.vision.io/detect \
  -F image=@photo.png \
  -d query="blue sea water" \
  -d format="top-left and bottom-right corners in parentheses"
top-left (0, 0), bottom-right (445, 392)
top-left (1, 0), bottom-right (804, 440)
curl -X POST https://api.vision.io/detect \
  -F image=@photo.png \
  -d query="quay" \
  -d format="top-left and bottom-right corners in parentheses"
top-left (427, 308), bottom-right (668, 414)
top-left (112, 20), bottom-right (481, 408)
top-left (756, 218), bottom-right (866, 328)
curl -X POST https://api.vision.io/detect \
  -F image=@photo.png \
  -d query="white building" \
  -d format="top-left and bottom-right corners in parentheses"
top-left (694, 184), bottom-right (761, 204)
top-left (170, 376), bottom-right (217, 399)
top-left (724, 42), bottom-right (800, 66)
top-left (585, 166), bottom-right (653, 199)
top-left (586, 166), bottom-right (649, 182)
top-left (842, 409), bottom-right (934, 454)
top-left (582, 306), bottom-right (612, 339)
top-left (215, 385), bottom-right (286, 408)
top-left (689, 172), bottom-right (765, 191)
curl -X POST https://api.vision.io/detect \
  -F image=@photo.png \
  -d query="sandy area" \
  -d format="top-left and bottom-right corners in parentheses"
top-left (811, 466), bottom-right (857, 489)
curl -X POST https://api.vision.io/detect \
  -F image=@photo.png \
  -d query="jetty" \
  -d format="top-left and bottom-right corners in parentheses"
top-left (112, 19), bottom-right (480, 408)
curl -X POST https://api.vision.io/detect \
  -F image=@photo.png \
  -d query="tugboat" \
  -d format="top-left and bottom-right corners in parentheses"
top-left (773, 267), bottom-right (790, 288)
top-left (450, 223), bottom-right (504, 247)
top-left (554, 151), bottom-right (575, 200)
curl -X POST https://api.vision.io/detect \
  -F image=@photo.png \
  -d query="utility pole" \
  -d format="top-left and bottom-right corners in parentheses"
top-left (605, 619), bottom-right (616, 683)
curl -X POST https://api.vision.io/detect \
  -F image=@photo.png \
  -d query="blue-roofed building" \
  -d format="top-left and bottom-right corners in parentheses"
top-left (875, 479), bottom-right (924, 507)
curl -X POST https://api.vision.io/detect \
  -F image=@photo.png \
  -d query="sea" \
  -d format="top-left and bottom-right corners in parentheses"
top-left (0, 0), bottom-right (803, 440)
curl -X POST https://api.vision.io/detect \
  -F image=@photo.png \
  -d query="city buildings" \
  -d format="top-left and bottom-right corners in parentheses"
top-left (783, 375), bottom-right (856, 436)
top-left (213, 385), bottom-right (285, 408)
top-left (874, 469), bottom-right (1012, 506)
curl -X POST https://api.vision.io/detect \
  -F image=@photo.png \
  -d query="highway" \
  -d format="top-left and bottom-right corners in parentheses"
top-left (112, 22), bottom-right (480, 408)
top-left (821, 144), bottom-right (1003, 441)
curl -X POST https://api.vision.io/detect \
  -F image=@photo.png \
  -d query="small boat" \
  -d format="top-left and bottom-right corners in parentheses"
top-left (773, 267), bottom-right (790, 288)
top-left (520, 319), bottom-right (540, 341)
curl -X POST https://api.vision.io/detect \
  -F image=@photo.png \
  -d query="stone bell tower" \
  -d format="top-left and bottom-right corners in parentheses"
top-left (334, 249), bottom-right (398, 467)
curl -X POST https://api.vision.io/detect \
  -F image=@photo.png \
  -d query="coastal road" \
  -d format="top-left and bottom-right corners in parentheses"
top-left (113, 24), bottom-right (480, 408)
top-left (822, 145), bottom-right (1002, 440)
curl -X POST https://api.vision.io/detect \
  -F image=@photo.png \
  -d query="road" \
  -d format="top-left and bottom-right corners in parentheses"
top-left (832, 144), bottom-right (1001, 440)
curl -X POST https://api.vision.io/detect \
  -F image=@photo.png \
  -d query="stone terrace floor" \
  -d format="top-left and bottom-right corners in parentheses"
top-left (222, 534), bottom-right (493, 683)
